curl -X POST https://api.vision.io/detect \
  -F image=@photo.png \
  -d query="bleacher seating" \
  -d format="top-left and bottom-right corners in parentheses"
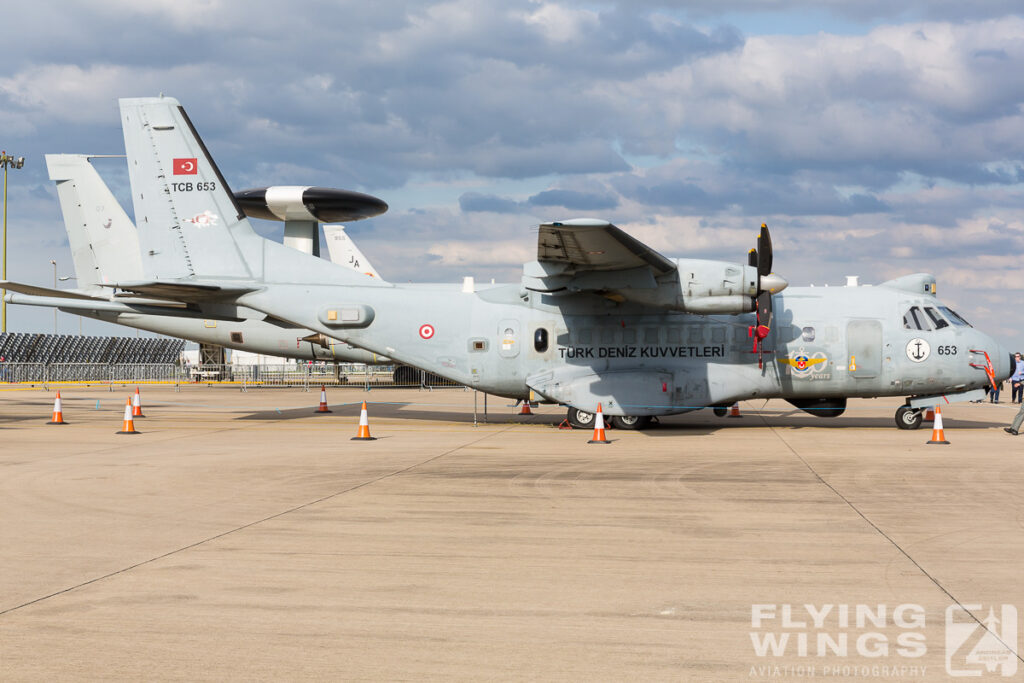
top-left (0, 333), bottom-right (185, 364)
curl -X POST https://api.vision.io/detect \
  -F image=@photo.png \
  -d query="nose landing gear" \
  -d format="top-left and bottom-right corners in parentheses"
top-left (895, 405), bottom-right (924, 430)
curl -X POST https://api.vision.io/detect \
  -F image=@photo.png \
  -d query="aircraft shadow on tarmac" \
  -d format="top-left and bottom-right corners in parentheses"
top-left (236, 403), bottom-right (1008, 435)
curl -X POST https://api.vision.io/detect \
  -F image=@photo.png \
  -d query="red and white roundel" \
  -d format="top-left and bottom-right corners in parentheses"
top-left (418, 324), bottom-right (435, 339)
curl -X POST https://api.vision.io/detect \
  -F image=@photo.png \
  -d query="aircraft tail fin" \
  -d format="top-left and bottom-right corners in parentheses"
top-left (120, 96), bottom-right (258, 282)
top-left (119, 96), bottom-right (384, 290)
top-left (323, 225), bottom-right (383, 280)
top-left (45, 154), bottom-right (143, 290)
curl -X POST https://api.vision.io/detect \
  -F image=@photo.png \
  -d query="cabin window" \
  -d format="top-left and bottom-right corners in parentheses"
top-left (667, 327), bottom-right (681, 343)
top-left (802, 326), bottom-right (815, 342)
top-left (622, 328), bottom-right (637, 344)
top-left (923, 307), bottom-right (949, 330)
top-left (230, 332), bottom-right (244, 344)
top-left (903, 306), bottom-right (933, 331)
top-left (644, 327), bottom-right (659, 344)
top-left (687, 326), bottom-right (704, 343)
top-left (711, 326), bottom-right (726, 344)
top-left (939, 306), bottom-right (971, 327)
top-left (533, 328), bottom-right (548, 353)
top-left (600, 327), bottom-right (615, 344)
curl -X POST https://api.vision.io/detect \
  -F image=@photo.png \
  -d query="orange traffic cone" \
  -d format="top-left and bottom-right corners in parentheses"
top-left (314, 385), bottom-right (332, 413)
top-left (518, 400), bottom-right (533, 416)
top-left (588, 403), bottom-right (610, 444)
top-left (132, 386), bottom-right (145, 417)
top-left (48, 391), bottom-right (67, 425)
top-left (927, 406), bottom-right (949, 445)
top-left (117, 397), bottom-right (140, 435)
top-left (351, 401), bottom-right (376, 440)
top-left (728, 402), bottom-right (742, 418)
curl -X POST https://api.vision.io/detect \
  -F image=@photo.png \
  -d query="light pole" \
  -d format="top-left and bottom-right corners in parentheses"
top-left (50, 259), bottom-right (56, 334)
top-left (58, 276), bottom-right (82, 335)
top-left (1, 150), bottom-right (26, 333)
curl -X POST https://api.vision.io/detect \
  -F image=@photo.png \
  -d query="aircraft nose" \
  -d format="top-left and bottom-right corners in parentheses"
top-left (994, 342), bottom-right (1015, 382)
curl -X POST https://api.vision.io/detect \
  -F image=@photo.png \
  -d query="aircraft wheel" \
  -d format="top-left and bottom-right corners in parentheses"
top-left (895, 405), bottom-right (924, 430)
top-left (566, 407), bottom-right (596, 430)
top-left (712, 406), bottom-right (728, 417)
top-left (610, 415), bottom-right (651, 430)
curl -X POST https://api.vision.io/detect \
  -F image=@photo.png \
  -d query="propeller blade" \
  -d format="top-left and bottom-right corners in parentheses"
top-left (756, 223), bottom-right (773, 277)
top-left (756, 290), bottom-right (773, 334)
top-left (755, 289), bottom-right (773, 369)
top-left (748, 248), bottom-right (758, 268)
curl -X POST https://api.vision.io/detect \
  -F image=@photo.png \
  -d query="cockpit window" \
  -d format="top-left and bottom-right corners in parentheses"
top-left (903, 306), bottom-right (933, 331)
top-left (923, 307), bottom-right (949, 330)
top-left (939, 306), bottom-right (971, 327)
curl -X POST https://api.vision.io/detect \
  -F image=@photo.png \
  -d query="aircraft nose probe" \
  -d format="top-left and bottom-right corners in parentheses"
top-left (747, 224), bottom-right (782, 368)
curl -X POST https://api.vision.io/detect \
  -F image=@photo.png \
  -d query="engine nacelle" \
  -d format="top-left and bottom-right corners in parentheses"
top-left (675, 259), bottom-right (758, 314)
top-left (234, 186), bottom-right (388, 223)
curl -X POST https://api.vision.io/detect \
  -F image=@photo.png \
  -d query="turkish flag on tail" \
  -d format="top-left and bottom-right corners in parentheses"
top-left (173, 158), bottom-right (198, 174)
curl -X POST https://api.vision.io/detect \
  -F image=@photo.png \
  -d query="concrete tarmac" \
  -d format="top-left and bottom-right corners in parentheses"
top-left (0, 385), bottom-right (1021, 681)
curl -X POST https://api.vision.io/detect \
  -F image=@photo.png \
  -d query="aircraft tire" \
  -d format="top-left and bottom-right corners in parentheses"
top-left (611, 415), bottom-right (651, 430)
top-left (895, 405), bottom-right (924, 430)
top-left (566, 407), bottom-right (596, 430)
top-left (712, 406), bottom-right (728, 417)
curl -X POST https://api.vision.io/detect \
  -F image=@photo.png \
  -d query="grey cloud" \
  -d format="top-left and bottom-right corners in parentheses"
top-left (527, 189), bottom-right (618, 210)
top-left (459, 193), bottom-right (522, 214)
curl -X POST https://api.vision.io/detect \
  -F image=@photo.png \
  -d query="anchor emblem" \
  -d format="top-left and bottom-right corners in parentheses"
top-left (905, 338), bottom-right (930, 363)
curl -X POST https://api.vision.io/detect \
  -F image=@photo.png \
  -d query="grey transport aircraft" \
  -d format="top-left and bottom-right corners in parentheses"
top-left (3, 154), bottom-right (391, 364)
top-left (37, 95), bottom-right (1020, 430)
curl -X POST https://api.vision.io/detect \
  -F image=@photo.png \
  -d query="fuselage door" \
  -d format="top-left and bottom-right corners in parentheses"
top-left (847, 319), bottom-right (882, 378)
top-left (498, 319), bottom-right (521, 359)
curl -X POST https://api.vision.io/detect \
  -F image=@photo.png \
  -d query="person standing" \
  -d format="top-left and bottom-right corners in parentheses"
top-left (1011, 352), bottom-right (1024, 404)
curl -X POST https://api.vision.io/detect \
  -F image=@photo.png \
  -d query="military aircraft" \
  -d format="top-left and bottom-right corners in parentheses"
top-left (82, 96), bottom-right (1017, 430)
top-left (2, 154), bottom-right (391, 364)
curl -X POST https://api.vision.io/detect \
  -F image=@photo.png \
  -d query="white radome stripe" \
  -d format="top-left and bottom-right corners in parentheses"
top-left (265, 186), bottom-right (314, 221)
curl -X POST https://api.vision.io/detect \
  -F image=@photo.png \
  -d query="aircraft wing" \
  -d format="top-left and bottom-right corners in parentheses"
top-left (0, 280), bottom-right (105, 301)
top-left (537, 219), bottom-right (676, 275)
top-left (524, 219), bottom-right (678, 297)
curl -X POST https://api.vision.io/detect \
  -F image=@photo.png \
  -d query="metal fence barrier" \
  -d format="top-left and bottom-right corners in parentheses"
top-left (0, 362), bottom-right (467, 390)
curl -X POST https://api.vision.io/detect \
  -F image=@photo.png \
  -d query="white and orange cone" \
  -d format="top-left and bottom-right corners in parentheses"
top-left (351, 401), bottom-right (375, 440)
top-left (927, 406), bottom-right (949, 445)
top-left (587, 403), bottom-right (610, 444)
top-left (518, 400), bottom-right (534, 416)
top-left (117, 397), bottom-right (140, 435)
top-left (314, 385), bottom-right (332, 413)
top-left (132, 386), bottom-right (145, 417)
top-left (728, 402), bottom-right (742, 418)
top-left (48, 391), bottom-right (67, 425)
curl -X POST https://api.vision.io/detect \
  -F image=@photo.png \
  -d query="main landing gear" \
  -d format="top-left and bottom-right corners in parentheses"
top-left (895, 405), bottom-right (924, 430)
top-left (564, 408), bottom-right (651, 430)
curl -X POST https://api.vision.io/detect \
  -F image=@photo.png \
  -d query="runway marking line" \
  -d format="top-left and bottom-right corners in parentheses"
top-left (759, 413), bottom-right (1024, 668)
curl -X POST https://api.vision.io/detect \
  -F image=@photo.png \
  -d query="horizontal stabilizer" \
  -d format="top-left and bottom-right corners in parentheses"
top-left (102, 280), bottom-right (260, 303)
top-left (4, 293), bottom-right (242, 322)
top-left (0, 281), bottom-right (105, 301)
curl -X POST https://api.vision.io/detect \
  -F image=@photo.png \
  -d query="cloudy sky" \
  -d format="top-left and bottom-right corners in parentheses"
top-left (1, 0), bottom-right (1023, 349)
